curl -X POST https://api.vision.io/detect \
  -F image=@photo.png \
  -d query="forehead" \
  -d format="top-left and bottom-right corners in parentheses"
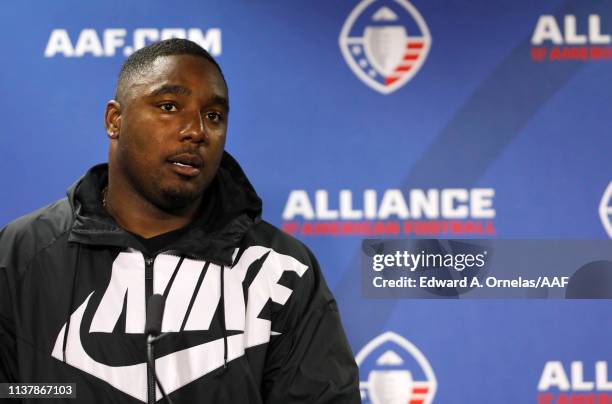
top-left (127, 54), bottom-right (227, 99)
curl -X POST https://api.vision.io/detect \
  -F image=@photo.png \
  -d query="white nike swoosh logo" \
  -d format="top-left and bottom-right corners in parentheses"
top-left (52, 292), bottom-right (246, 403)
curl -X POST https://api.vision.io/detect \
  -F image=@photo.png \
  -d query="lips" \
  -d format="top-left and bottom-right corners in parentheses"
top-left (167, 153), bottom-right (204, 177)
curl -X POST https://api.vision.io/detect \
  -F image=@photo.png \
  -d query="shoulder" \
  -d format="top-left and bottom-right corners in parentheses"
top-left (244, 220), bottom-right (317, 267)
top-left (0, 198), bottom-right (73, 270)
top-left (242, 221), bottom-right (338, 328)
top-left (241, 220), bottom-right (332, 299)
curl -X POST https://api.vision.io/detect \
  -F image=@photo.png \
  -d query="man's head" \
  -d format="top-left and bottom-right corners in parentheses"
top-left (104, 39), bottom-right (229, 212)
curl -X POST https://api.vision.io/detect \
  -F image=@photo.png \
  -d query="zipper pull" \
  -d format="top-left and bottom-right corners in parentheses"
top-left (144, 256), bottom-right (154, 280)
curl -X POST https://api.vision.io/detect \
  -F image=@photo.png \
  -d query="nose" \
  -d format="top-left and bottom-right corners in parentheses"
top-left (179, 110), bottom-right (207, 143)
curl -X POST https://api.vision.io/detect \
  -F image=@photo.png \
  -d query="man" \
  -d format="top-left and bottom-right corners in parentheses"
top-left (0, 39), bottom-right (360, 403)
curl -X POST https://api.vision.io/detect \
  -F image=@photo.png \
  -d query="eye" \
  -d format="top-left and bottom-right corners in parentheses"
top-left (206, 112), bottom-right (224, 123)
top-left (159, 103), bottom-right (178, 112)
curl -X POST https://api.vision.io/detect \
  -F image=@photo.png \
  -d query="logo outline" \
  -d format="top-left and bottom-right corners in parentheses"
top-left (339, 0), bottom-right (432, 94)
top-left (356, 331), bottom-right (437, 404)
top-left (599, 181), bottom-right (612, 238)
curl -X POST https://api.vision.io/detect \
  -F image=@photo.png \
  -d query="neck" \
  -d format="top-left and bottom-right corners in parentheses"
top-left (104, 179), bottom-right (201, 239)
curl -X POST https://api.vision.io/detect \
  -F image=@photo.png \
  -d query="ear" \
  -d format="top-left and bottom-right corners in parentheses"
top-left (104, 100), bottom-right (122, 139)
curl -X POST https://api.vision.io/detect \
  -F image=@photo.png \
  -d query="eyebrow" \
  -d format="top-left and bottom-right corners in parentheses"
top-left (151, 84), bottom-right (229, 112)
top-left (150, 84), bottom-right (192, 97)
top-left (208, 95), bottom-right (230, 112)
top-left (148, 85), bottom-right (229, 111)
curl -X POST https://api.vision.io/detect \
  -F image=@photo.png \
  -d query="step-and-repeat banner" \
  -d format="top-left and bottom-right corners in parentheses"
top-left (2, 0), bottom-right (612, 402)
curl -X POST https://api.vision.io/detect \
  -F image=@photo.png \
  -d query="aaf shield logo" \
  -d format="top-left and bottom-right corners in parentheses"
top-left (600, 182), bottom-right (612, 238)
top-left (339, 0), bottom-right (432, 94)
top-left (357, 331), bottom-right (436, 404)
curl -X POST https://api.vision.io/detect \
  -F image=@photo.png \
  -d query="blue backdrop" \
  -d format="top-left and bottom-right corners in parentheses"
top-left (2, 1), bottom-right (612, 402)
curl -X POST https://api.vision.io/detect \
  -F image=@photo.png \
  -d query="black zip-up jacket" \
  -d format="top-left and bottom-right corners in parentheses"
top-left (0, 152), bottom-right (360, 403)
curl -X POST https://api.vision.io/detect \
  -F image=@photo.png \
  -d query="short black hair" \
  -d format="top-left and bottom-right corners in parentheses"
top-left (114, 38), bottom-right (226, 102)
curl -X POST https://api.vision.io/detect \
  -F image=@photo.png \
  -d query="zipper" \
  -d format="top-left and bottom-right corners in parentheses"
top-left (144, 254), bottom-right (155, 404)
top-left (142, 249), bottom-right (221, 402)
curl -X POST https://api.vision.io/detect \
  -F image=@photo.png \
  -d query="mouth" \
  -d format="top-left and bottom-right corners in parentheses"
top-left (167, 153), bottom-right (204, 177)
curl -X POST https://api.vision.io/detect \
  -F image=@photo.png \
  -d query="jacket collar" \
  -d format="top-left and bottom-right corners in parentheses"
top-left (67, 152), bottom-right (262, 266)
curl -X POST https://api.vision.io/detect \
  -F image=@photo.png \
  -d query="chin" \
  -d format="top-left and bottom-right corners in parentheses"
top-left (159, 186), bottom-right (203, 211)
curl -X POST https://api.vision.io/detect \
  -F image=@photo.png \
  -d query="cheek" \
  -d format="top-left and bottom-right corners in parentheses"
top-left (121, 121), bottom-right (165, 160)
top-left (209, 137), bottom-right (226, 167)
top-left (210, 129), bottom-right (227, 149)
top-left (216, 134), bottom-right (227, 150)
top-left (211, 137), bottom-right (227, 171)
top-left (118, 137), bottom-right (147, 165)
